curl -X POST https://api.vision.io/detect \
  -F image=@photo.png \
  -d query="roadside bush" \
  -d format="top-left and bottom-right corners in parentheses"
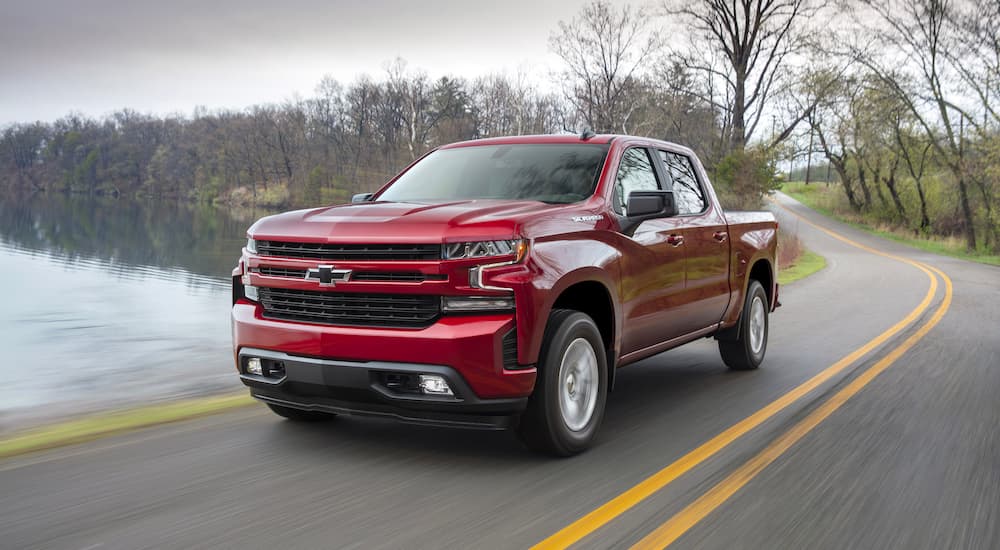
top-left (220, 183), bottom-right (290, 208)
top-left (711, 147), bottom-right (781, 210)
top-left (777, 231), bottom-right (804, 270)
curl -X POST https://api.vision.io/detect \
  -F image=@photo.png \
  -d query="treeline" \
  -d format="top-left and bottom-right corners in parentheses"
top-left (0, 71), bottom-right (567, 207)
top-left (787, 163), bottom-right (838, 184)
top-left (2, 0), bottom-right (999, 253)
top-left (796, 0), bottom-right (1000, 253)
top-left (0, 63), bottom-right (716, 209)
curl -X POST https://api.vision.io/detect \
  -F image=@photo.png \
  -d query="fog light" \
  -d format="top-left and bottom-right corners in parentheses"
top-left (418, 374), bottom-right (453, 396)
top-left (246, 357), bottom-right (263, 376)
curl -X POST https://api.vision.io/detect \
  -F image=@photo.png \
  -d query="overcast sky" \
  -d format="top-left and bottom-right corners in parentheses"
top-left (1, 0), bottom-right (611, 124)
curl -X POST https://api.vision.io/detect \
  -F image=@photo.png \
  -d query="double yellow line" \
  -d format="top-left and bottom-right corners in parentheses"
top-left (534, 201), bottom-right (954, 549)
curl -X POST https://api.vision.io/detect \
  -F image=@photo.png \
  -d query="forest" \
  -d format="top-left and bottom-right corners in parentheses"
top-left (2, 0), bottom-right (999, 254)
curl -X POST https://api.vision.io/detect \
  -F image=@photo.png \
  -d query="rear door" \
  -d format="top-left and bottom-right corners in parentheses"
top-left (655, 149), bottom-right (731, 333)
top-left (614, 147), bottom-right (688, 355)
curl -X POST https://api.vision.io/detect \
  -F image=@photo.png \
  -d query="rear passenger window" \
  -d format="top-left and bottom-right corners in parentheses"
top-left (613, 148), bottom-right (660, 215)
top-left (659, 151), bottom-right (707, 215)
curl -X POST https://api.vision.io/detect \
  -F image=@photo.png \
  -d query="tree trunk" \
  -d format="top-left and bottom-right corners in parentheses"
top-left (914, 180), bottom-right (931, 230)
top-left (840, 173), bottom-right (860, 210)
top-left (883, 173), bottom-right (907, 221)
top-left (956, 172), bottom-right (977, 251)
top-left (857, 164), bottom-right (873, 208)
top-left (732, 74), bottom-right (746, 153)
top-left (869, 160), bottom-right (889, 210)
top-left (972, 175), bottom-right (997, 250)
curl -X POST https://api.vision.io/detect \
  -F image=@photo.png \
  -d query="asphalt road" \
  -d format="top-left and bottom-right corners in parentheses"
top-left (2, 194), bottom-right (997, 550)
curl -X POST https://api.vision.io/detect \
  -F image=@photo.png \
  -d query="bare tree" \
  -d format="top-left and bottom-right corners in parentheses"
top-left (632, 60), bottom-right (722, 160)
top-left (471, 74), bottom-right (521, 137)
top-left (471, 72), bottom-right (564, 138)
top-left (663, 0), bottom-right (824, 153)
top-left (549, 1), bottom-right (661, 133)
top-left (311, 76), bottom-right (348, 159)
top-left (1, 123), bottom-right (48, 187)
top-left (805, 71), bottom-right (872, 210)
top-left (894, 116), bottom-right (935, 230)
top-left (947, 1), bottom-right (1000, 128)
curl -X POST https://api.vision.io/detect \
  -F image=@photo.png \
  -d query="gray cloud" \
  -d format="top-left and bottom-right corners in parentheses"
top-left (1, 0), bottom-right (599, 123)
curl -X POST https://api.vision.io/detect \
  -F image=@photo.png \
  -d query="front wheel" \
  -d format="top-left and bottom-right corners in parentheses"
top-left (517, 309), bottom-right (608, 456)
top-left (718, 280), bottom-right (769, 370)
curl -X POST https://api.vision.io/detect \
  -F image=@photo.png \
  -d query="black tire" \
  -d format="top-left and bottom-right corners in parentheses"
top-left (517, 309), bottom-right (608, 456)
top-left (719, 280), bottom-right (769, 370)
top-left (267, 403), bottom-right (336, 422)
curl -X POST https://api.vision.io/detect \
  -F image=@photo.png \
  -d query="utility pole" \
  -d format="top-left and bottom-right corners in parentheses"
top-left (804, 129), bottom-right (815, 185)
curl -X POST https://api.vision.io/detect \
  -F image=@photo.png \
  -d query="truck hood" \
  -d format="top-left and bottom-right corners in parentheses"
top-left (248, 200), bottom-right (569, 243)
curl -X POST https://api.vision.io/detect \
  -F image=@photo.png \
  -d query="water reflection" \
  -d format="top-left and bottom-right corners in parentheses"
top-left (0, 194), bottom-right (271, 430)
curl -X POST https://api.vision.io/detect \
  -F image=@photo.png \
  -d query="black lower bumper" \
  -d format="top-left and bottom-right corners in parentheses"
top-left (238, 348), bottom-right (527, 430)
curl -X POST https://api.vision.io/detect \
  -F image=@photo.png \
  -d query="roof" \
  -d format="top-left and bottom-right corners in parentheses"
top-left (437, 134), bottom-right (692, 156)
top-left (439, 134), bottom-right (620, 148)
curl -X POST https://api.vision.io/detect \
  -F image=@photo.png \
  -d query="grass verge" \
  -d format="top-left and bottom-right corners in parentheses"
top-left (778, 249), bottom-right (826, 285)
top-left (0, 393), bottom-right (255, 459)
top-left (781, 182), bottom-right (1000, 266)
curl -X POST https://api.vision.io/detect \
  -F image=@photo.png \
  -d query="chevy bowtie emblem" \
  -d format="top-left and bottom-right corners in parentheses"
top-left (305, 265), bottom-right (352, 286)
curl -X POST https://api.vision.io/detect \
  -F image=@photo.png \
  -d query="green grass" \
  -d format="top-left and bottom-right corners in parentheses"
top-left (781, 182), bottom-right (1000, 266)
top-left (0, 393), bottom-right (255, 459)
top-left (778, 249), bottom-right (827, 285)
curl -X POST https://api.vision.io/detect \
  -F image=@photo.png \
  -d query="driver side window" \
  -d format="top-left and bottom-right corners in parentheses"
top-left (613, 148), bottom-right (660, 215)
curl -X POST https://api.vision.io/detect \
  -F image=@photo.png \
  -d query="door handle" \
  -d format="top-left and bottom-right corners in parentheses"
top-left (713, 231), bottom-right (728, 242)
top-left (667, 234), bottom-right (685, 247)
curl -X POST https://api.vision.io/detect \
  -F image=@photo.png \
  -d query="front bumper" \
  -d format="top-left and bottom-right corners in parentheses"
top-left (240, 348), bottom-right (527, 429)
top-left (232, 300), bottom-right (537, 426)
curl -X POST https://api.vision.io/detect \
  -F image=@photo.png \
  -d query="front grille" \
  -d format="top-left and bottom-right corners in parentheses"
top-left (259, 267), bottom-right (307, 278)
top-left (257, 241), bottom-right (441, 261)
top-left (258, 267), bottom-right (445, 283)
top-left (351, 272), bottom-right (447, 282)
top-left (259, 288), bottom-right (440, 328)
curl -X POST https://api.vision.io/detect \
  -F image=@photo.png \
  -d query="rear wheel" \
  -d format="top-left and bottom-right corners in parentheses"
top-left (719, 280), bottom-right (769, 370)
top-left (267, 403), bottom-right (336, 422)
top-left (517, 309), bottom-right (608, 456)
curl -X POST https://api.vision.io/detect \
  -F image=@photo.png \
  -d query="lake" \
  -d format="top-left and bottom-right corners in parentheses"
top-left (0, 194), bottom-right (269, 431)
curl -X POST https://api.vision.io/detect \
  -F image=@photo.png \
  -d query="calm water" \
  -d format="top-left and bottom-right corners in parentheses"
top-left (0, 194), bottom-right (269, 430)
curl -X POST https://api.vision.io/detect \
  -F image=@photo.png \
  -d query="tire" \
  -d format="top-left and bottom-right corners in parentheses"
top-left (719, 280), bottom-right (769, 370)
top-left (517, 309), bottom-right (608, 456)
top-left (267, 403), bottom-right (336, 422)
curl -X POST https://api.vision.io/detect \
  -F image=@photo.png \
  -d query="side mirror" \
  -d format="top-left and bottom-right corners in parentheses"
top-left (352, 193), bottom-right (374, 204)
top-left (626, 190), bottom-right (677, 218)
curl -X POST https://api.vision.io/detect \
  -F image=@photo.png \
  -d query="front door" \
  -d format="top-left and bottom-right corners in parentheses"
top-left (614, 147), bottom-right (688, 355)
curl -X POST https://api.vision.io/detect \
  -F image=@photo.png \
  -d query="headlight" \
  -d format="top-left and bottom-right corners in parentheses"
top-left (246, 237), bottom-right (258, 254)
top-left (444, 239), bottom-right (526, 261)
top-left (441, 296), bottom-right (515, 312)
top-left (244, 284), bottom-right (259, 301)
top-left (239, 269), bottom-right (259, 302)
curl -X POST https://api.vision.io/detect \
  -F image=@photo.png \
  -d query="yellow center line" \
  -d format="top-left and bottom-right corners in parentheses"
top-left (631, 262), bottom-right (953, 549)
top-left (532, 199), bottom-right (938, 550)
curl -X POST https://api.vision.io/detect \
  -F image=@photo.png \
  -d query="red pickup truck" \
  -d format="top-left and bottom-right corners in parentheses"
top-left (232, 134), bottom-right (778, 455)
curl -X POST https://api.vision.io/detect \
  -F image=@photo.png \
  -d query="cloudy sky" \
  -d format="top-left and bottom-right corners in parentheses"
top-left (1, 0), bottom-right (607, 124)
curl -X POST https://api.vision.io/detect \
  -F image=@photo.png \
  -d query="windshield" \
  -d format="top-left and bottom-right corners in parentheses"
top-left (376, 143), bottom-right (610, 204)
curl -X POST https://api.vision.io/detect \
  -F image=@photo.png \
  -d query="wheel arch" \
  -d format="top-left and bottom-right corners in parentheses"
top-left (717, 257), bottom-right (774, 342)
top-left (543, 273), bottom-right (620, 390)
top-left (748, 258), bottom-right (775, 307)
